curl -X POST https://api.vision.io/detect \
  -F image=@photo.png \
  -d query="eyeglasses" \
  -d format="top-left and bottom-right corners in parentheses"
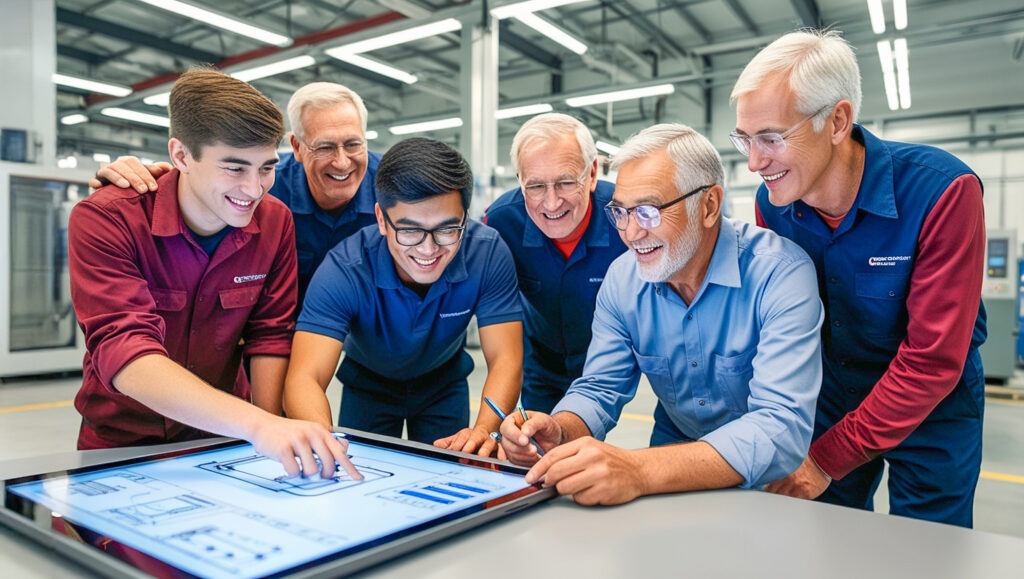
top-left (604, 185), bottom-right (711, 231)
top-left (300, 138), bottom-right (367, 160)
top-left (728, 105), bottom-right (829, 157)
top-left (520, 170), bottom-right (587, 199)
top-left (382, 210), bottom-right (467, 247)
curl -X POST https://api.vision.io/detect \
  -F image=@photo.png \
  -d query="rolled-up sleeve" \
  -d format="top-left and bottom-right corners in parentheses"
top-left (69, 200), bottom-right (168, 390)
top-left (701, 257), bottom-right (824, 488)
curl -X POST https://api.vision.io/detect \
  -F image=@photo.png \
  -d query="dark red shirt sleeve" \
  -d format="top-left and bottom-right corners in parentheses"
top-left (69, 200), bottom-right (169, 391)
top-left (755, 203), bottom-right (766, 228)
top-left (811, 174), bottom-right (985, 479)
top-left (241, 208), bottom-right (298, 357)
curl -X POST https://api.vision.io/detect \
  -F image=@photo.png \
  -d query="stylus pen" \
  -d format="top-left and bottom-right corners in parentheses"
top-left (483, 397), bottom-right (545, 457)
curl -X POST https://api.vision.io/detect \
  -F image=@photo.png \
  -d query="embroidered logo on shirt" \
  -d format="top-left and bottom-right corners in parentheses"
top-left (589, 277), bottom-right (604, 283)
top-left (867, 256), bottom-right (911, 267)
top-left (233, 274), bottom-right (268, 283)
top-left (439, 308), bottom-right (471, 319)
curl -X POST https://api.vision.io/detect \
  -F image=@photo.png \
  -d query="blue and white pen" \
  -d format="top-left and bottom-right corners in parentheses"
top-left (483, 397), bottom-right (545, 457)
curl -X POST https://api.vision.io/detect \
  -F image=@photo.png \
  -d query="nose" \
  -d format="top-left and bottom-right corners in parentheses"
top-left (747, 145), bottom-right (770, 173)
top-left (415, 234), bottom-right (440, 254)
top-left (329, 149), bottom-right (353, 170)
top-left (239, 171), bottom-right (263, 198)
top-left (542, 185), bottom-right (561, 210)
top-left (623, 211), bottom-right (648, 243)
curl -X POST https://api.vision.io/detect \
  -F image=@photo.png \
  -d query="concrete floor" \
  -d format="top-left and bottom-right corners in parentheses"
top-left (2, 352), bottom-right (1023, 539)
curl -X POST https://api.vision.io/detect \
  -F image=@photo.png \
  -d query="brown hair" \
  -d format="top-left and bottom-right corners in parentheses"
top-left (169, 68), bottom-right (284, 159)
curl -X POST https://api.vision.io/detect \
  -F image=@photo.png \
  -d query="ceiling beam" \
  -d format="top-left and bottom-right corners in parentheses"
top-left (499, 21), bottom-right (563, 71)
top-left (789, 0), bottom-right (822, 28)
top-left (55, 7), bottom-right (221, 63)
top-left (721, 0), bottom-right (760, 36)
top-left (57, 44), bottom-right (109, 66)
top-left (671, 5), bottom-right (711, 44)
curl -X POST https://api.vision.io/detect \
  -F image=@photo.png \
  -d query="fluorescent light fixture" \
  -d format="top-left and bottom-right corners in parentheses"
top-left (514, 13), bottom-right (587, 54)
top-left (893, 38), bottom-right (911, 109)
top-left (876, 40), bottom-right (899, 111)
top-left (388, 117), bottom-right (463, 135)
top-left (143, 92), bottom-right (170, 107)
top-left (52, 73), bottom-right (132, 97)
top-left (57, 156), bottom-right (78, 169)
top-left (565, 84), bottom-right (674, 107)
top-left (330, 18), bottom-right (461, 54)
top-left (92, 153), bottom-right (112, 164)
top-left (595, 140), bottom-right (620, 155)
top-left (101, 107), bottom-right (171, 128)
top-left (325, 51), bottom-right (418, 84)
top-left (496, 103), bottom-right (553, 120)
top-left (365, 130), bottom-right (379, 140)
top-left (894, 0), bottom-right (908, 30)
top-left (230, 55), bottom-right (316, 82)
top-left (60, 114), bottom-right (89, 125)
top-left (135, 0), bottom-right (291, 46)
top-left (867, 0), bottom-right (885, 35)
top-left (492, 0), bottom-right (589, 19)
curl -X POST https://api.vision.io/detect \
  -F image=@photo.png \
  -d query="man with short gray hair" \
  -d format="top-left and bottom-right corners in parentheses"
top-left (498, 123), bottom-right (824, 505)
top-left (485, 113), bottom-right (626, 413)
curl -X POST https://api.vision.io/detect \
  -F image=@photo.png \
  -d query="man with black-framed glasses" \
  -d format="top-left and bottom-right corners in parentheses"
top-left (283, 137), bottom-right (524, 457)
top-left (497, 124), bottom-right (825, 506)
top-left (485, 113), bottom-right (627, 414)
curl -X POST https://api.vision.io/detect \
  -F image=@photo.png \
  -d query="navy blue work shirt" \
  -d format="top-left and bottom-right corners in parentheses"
top-left (485, 180), bottom-right (627, 390)
top-left (271, 151), bottom-right (381, 302)
top-left (296, 220), bottom-right (522, 382)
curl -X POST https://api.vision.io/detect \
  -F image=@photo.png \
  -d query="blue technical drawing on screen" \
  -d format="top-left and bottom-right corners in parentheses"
top-left (8, 436), bottom-right (532, 578)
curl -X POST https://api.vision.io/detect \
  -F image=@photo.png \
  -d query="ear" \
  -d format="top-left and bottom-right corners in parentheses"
top-left (701, 185), bottom-right (724, 228)
top-left (168, 138), bottom-right (192, 173)
top-left (829, 100), bottom-right (855, 145)
top-left (586, 158), bottom-right (599, 193)
top-left (289, 134), bottom-right (304, 163)
top-left (374, 203), bottom-right (388, 236)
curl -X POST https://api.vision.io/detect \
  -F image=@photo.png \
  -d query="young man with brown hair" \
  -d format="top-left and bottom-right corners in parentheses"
top-left (69, 69), bottom-right (359, 481)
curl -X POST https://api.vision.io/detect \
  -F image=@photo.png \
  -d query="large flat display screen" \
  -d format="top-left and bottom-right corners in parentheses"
top-left (1, 431), bottom-right (552, 578)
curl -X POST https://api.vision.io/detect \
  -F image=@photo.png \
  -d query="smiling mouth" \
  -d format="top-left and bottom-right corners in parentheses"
top-left (327, 172), bottom-right (352, 182)
top-left (761, 170), bottom-right (787, 182)
top-left (227, 196), bottom-right (255, 208)
top-left (632, 245), bottom-right (662, 255)
top-left (543, 209), bottom-right (569, 220)
top-left (412, 256), bottom-right (440, 266)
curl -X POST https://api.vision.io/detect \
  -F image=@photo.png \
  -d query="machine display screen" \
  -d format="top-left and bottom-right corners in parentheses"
top-left (988, 238), bottom-right (1009, 277)
top-left (2, 432), bottom-right (552, 578)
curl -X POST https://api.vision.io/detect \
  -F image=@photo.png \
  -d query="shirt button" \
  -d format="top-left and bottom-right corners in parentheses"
top-left (839, 359), bottom-right (847, 367)
top-left (687, 314), bottom-right (693, 320)
top-left (846, 387), bottom-right (857, 394)
top-left (698, 400), bottom-right (706, 406)
top-left (888, 290), bottom-right (896, 297)
top-left (691, 361), bottom-right (698, 367)
top-left (198, 297), bottom-right (204, 302)
top-left (829, 277), bottom-right (837, 284)
top-left (655, 287), bottom-right (661, 295)
top-left (833, 320), bottom-right (842, 327)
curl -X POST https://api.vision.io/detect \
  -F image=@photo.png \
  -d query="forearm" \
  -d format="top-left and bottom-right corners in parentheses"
top-left (636, 441), bottom-right (744, 494)
top-left (474, 360), bottom-right (522, 432)
top-left (113, 354), bottom-right (269, 441)
top-left (282, 372), bottom-right (334, 427)
top-left (249, 355), bottom-right (289, 416)
top-left (553, 411), bottom-right (593, 443)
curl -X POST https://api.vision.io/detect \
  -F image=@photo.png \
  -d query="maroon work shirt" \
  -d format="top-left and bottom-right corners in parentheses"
top-left (69, 169), bottom-right (298, 449)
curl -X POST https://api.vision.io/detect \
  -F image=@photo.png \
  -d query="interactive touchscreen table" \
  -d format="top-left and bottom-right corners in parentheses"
top-left (1, 430), bottom-right (554, 578)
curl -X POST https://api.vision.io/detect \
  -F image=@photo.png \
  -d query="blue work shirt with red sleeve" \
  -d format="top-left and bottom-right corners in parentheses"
top-left (69, 169), bottom-right (298, 449)
top-left (271, 152), bottom-right (380, 304)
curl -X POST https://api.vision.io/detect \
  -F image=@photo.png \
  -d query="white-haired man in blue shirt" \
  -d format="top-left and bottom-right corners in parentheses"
top-left (499, 123), bottom-right (825, 505)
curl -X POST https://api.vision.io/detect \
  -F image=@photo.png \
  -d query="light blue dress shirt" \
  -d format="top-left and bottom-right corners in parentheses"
top-left (552, 218), bottom-right (824, 488)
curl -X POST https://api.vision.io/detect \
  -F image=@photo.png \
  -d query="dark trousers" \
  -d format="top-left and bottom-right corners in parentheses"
top-left (814, 376), bottom-right (984, 528)
top-left (336, 351), bottom-right (473, 445)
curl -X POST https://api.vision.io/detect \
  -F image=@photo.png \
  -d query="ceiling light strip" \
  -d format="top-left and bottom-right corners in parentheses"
top-left (876, 41), bottom-right (899, 111)
top-left (491, 0), bottom-right (589, 19)
top-left (53, 73), bottom-right (132, 97)
top-left (893, 38), bottom-right (911, 109)
top-left (565, 84), bottom-right (674, 108)
top-left (388, 117), bottom-right (463, 135)
top-left (866, 0), bottom-right (886, 35)
top-left (330, 18), bottom-right (461, 54)
top-left (893, 0), bottom-right (908, 31)
top-left (496, 103), bottom-right (553, 120)
top-left (101, 107), bottom-right (171, 128)
top-left (229, 55), bottom-right (317, 82)
top-left (513, 13), bottom-right (587, 54)
top-left (135, 0), bottom-right (291, 46)
top-left (325, 51), bottom-right (419, 84)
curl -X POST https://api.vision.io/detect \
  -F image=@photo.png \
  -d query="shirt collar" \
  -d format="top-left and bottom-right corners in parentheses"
top-left (848, 124), bottom-right (898, 219)
top-left (704, 217), bottom-right (741, 289)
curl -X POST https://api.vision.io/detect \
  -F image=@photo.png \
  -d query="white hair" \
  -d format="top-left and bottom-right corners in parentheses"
top-left (510, 112), bottom-right (597, 175)
top-left (730, 29), bottom-right (862, 131)
top-left (611, 123), bottom-right (724, 215)
top-left (287, 82), bottom-right (368, 140)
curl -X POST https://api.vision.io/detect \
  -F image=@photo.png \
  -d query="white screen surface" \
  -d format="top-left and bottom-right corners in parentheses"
top-left (8, 436), bottom-right (534, 578)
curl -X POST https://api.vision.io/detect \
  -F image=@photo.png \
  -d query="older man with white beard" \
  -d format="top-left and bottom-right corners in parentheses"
top-left (497, 124), bottom-right (825, 506)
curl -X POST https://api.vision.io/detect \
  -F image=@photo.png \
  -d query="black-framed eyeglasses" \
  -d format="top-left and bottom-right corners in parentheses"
top-left (604, 185), bottom-right (712, 231)
top-left (382, 210), bottom-right (467, 247)
top-left (519, 170), bottom-right (587, 199)
top-left (300, 138), bottom-right (367, 160)
top-left (728, 105), bottom-right (830, 157)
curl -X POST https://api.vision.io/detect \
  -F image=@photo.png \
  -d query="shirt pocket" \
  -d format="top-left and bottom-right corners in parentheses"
top-left (712, 347), bottom-right (756, 413)
top-left (149, 287), bottom-right (187, 312)
top-left (854, 273), bottom-right (909, 339)
top-left (519, 275), bottom-right (542, 297)
top-left (219, 285), bottom-right (263, 310)
top-left (632, 349), bottom-right (675, 405)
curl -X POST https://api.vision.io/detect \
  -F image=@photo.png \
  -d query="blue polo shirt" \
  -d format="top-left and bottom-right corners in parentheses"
top-left (271, 152), bottom-right (381, 301)
top-left (485, 180), bottom-right (626, 388)
top-left (297, 220), bottom-right (522, 381)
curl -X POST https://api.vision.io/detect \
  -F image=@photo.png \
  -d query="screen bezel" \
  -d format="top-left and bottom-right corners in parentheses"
top-left (1, 429), bottom-right (554, 578)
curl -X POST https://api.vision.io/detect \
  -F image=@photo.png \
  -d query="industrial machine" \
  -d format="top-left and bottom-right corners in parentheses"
top-left (0, 162), bottom-right (91, 378)
top-left (979, 229), bottom-right (1019, 383)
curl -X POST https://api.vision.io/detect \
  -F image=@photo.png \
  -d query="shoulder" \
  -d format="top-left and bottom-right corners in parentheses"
top-left (593, 179), bottom-right (616, 203)
top-left (486, 187), bottom-right (526, 217)
top-left (731, 218), bottom-right (812, 270)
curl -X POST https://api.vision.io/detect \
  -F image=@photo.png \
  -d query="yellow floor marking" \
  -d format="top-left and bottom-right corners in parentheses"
top-left (0, 400), bottom-right (74, 414)
top-left (980, 471), bottom-right (1024, 484)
